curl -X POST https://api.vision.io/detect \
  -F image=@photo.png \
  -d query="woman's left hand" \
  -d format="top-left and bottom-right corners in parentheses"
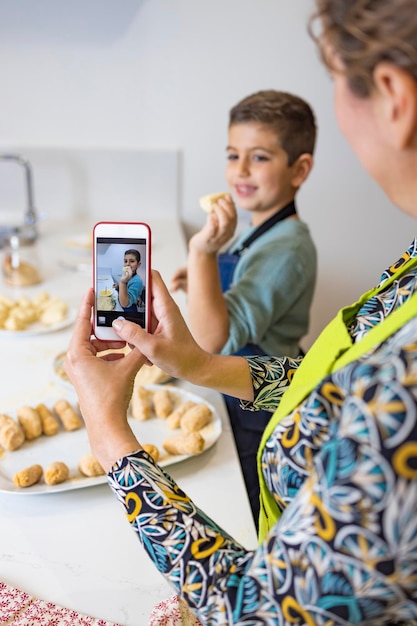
top-left (64, 288), bottom-right (145, 471)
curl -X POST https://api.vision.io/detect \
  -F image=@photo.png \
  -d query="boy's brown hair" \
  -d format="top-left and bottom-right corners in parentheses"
top-left (229, 90), bottom-right (317, 166)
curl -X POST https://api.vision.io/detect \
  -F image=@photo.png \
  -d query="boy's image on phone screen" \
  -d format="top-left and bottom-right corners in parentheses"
top-left (93, 222), bottom-right (151, 340)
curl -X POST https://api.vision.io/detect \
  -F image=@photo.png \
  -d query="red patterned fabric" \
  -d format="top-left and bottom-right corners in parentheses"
top-left (149, 595), bottom-right (202, 626)
top-left (0, 581), bottom-right (122, 625)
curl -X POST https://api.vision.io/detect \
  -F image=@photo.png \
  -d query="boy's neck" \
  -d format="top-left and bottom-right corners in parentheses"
top-left (251, 199), bottom-right (298, 227)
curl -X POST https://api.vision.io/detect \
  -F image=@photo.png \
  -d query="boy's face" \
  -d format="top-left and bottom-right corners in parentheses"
top-left (124, 253), bottom-right (140, 274)
top-left (226, 122), bottom-right (298, 223)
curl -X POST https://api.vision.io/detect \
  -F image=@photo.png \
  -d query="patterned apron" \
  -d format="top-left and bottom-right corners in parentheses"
top-left (257, 254), bottom-right (417, 540)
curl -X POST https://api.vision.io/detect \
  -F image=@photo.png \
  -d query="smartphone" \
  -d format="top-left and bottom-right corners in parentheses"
top-left (93, 221), bottom-right (151, 340)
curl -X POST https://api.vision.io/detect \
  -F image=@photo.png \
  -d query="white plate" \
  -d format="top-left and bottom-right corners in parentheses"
top-left (52, 351), bottom-right (73, 388)
top-left (0, 307), bottom-right (77, 338)
top-left (0, 385), bottom-right (222, 495)
top-left (59, 233), bottom-right (92, 272)
top-left (58, 255), bottom-right (91, 273)
top-left (64, 233), bottom-right (92, 253)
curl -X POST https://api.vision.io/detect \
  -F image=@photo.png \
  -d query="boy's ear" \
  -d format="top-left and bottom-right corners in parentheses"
top-left (291, 153), bottom-right (314, 188)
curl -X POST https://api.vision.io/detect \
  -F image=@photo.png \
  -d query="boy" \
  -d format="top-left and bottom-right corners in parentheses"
top-left (115, 249), bottom-right (143, 313)
top-left (171, 90), bottom-right (317, 527)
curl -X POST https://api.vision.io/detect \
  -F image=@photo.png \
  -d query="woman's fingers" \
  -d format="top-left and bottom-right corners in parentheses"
top-left (73, 288), bottom-right (94, 337)
top-left (69, 288), bottom-right (125, 355)
top-left (110, 270), bottom-right (192, 374)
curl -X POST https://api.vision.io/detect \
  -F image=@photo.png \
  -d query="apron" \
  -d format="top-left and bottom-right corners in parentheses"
top-left (257, 254), bottom-right (417, 541)
top-left (218, 199), bottom-right (298, 345)
top-left (218, 200), bottom-right (297, 287)
top-left (218, 200), bottom-right (298, 527)
top-left (122, 303), bottom-right (138, 313)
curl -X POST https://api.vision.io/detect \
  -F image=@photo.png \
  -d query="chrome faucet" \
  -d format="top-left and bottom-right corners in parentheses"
top-left (0, 153), bottom-right (38, 246)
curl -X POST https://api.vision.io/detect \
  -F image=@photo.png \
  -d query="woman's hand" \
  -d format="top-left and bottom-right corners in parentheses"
top-left (64, 273), bottom-right (253, 470)
top-left (189, 195), bottom-right (237, 255)
top-left (112, 270), bottom-right (213, 384)
top-left (63, 288), bottom-right (145, 471)
top-left (109, 271), bottom-right (253, 401)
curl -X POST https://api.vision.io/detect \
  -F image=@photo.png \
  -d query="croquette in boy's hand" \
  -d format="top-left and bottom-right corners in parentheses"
top-left (199, 192), bottom-right (229, 213)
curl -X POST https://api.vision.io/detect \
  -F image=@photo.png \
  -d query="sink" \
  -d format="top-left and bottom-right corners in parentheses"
top-left (0, 153), bottom-right (38, 247)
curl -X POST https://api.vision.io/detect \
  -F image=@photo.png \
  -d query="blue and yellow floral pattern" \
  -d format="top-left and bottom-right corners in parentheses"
top-left (108, 239), bottom-right (417, 625)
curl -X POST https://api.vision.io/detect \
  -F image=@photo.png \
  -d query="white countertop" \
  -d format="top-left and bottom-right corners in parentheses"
top-left (0, 217), bottom-right (257, 625)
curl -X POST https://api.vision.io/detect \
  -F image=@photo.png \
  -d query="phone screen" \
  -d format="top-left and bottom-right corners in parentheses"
top-left (95, 235), bottom-right (148, 330)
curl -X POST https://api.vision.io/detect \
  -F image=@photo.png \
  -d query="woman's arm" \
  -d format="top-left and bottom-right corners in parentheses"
top-left (64, 270), bottom-right (406, 623)
top-left (107, 342), bottom-right (411, 624)
top-left (64, 273), bottom-right (254, 470)
top-left (112, 270), bottom-right (253, 399)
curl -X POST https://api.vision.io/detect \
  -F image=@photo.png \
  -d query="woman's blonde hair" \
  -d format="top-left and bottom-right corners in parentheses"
top-left (309, 0), bottom-right (417, 97)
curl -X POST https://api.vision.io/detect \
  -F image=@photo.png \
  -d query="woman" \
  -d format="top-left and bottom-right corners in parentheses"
top-left (65, 1), bottom-right (417, 623)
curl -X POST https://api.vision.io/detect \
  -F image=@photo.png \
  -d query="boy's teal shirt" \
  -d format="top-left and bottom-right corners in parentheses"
top-left (221, 218), bottom-right (317, 357)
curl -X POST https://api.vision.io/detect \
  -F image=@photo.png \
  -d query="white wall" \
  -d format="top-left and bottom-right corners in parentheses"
top-left (0, 0), bottom-right (415, 347)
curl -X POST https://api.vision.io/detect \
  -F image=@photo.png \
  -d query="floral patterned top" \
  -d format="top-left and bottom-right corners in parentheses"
top-left (108, 239), bottom-right (417, 625)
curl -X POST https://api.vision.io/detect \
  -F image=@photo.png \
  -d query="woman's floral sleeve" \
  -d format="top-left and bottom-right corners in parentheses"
top-left (239, 355), bottom-right (303, 412)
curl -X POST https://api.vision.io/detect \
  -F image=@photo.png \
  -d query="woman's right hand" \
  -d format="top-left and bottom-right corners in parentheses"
top-left (110, 270), bottom-right (253, 402)
top-left (112, 270), bottom-right (212, 383)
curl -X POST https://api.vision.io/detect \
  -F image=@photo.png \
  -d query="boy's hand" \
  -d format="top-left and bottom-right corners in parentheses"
top-left (190, 195), bottom-right (237, 255)
top-left (120, 266), bottom-right (133, 283)
top-left (170, 266), bottom-right (188, 293)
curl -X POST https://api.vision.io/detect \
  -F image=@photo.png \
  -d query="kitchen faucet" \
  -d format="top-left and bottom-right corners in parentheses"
top-left (0, 153), bottom-right (38, 246)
